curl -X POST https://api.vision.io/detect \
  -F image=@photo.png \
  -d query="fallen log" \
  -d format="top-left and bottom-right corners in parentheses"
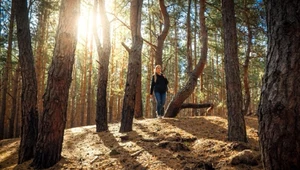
top-left (180, 103), bottom-right (213, 109)
top-left (179, 103), bottom-right (214, 116)
top-left (165, 102), bottom-right (214, 117)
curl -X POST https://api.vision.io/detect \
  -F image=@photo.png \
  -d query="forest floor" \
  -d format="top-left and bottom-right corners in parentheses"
top-left (0, 116), bottom-right (262, 170)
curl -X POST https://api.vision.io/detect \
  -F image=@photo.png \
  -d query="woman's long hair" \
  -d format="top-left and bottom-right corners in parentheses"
top-left (153, 65), bottom-right (161, 83)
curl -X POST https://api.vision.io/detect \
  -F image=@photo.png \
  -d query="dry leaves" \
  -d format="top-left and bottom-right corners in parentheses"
top-left (0, 116), bottom-right (262, 170)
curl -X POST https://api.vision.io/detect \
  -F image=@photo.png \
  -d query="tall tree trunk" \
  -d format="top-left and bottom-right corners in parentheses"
top-left (134, 60), bottom-right (143, 118)
top-left (8, 64), bottom-right (20, 138)
top-left (165, 0), bottom-right (207, 118)
top-left (70, 65), bottom-right (77, 127)
top-left (35, 0), bottom-right (49, 116)
top-left (94, 0), bottom-right (111, 132)
top-left (31, 0), bottom-right (79, 168)
top-left (193, 0), bottom-right (198, 116)
top-left (221, 56), bottom-right (226, 115)
top-left (186, 0), bottom-right (193, 74)
top-left (117, 56), bottom-right (125, 121)
top-left (80, 16), bottom-right (90, 126)
top-left (108, 61), bottom-right (114, 122)
top-left (14, 0), bottom-right (39, 163)
top-left (133, 0), bottom-right (144, 118)
top-left (147, 4), bottom-right (156, 118)
top-left (80, 49), bottom-right (87, 126)
top-left (120, 0), bottom-right (143, 132)
top-left (174, 22), bottom-right (179, 94)
top-left (145, 1), bottom-right (153, 118)
top-left (134, 5), bottom-right (143, 118)
top-left (145, 60), bottom-right (151, 118)
top-left (1, 0), bottom-right (15, 140)
top-left (134, 64), bottom-right (143, 118)
top-left (108, 31), bottom-right (114, 123)
top-left (221, 0), bottom-right (247, 142)
top-left (258, 0), bottom-right (300, 169)
top-left (108, 0), bottom-right (118, 123)
top-left (155, 0), bottom-right (170, 66)
top-left (87, 30), bottom-right (93, 125)
top-left (91, 83), bottom-right (96, 123)
top-left (215, 33), bottom-right (221, 115)
top-left (242, 5), bottom-right (252, 116)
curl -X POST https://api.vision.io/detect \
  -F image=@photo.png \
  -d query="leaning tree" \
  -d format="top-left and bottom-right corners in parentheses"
top-left (164, 0), bottom-right (210, 118)
top-left (31, 0), bottom-right (80, 168)
top-left (119, 0), bottom-right (143, 132)
top-left (14, 0), bottom-right (39, 163)
top-left (155, 0), bottom-right (170, 66)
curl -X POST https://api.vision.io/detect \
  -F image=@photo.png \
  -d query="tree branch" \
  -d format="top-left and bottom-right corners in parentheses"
top-left (206, 2), bottom-right (221, 12)
top-left (109, 12), bottom-right (157, 51)
top-left (109, 12), bottom-right (131, 30)
top-left (121, 42), bottom-right (131, 53)
top-left (143, 38), bottom-right (157, 50)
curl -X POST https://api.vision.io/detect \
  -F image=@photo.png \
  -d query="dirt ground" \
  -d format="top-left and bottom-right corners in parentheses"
top-left (0, 116), bottom-right (262, 170)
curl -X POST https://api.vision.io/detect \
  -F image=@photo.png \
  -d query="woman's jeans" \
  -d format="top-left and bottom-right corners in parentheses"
top-left (154, 91), bottom-right (166, 116)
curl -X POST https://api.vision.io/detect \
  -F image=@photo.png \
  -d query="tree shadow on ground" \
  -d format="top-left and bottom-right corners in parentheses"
top-left (162, 116), bottom-right (228, 141)
top-left (12, 157), bottom-right (72, 170)
top-left (129, 129), bottom-right (196, 169)
top-left (63, 125), bottom-right (95, 152)
top-left (9, 127), bottom-right (90, 170)
top-left (132, 120), bottom-right (215, 169)
top-left (97, 130), bottom-right (147, 170)
top-left (0, 139), bottom-right (19, 169)
top-left (159, 116), bottom-right (261, 168)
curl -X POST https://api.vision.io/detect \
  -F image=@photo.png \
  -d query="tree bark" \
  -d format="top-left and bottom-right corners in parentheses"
top-left (14, 0), bottom-right (39, 163)
top-left (155, 0), bottom-right (170, 66)
top-left (193, 0), bottom-right (199, 116)
top-left (147, 3), bottom-right (156, 118)
top-left (258, 0), bottom-right (300, 169)
top-left (134, 67), bottom-right (143, 118)
top-left (120, 0), bottom-right (143, 132)
top-left (1, 0), bottom-right (15, 140)
top-left (145, 1), bottom-right (154, 118)
top-left (35, 0), bottom-right (49, 116)
top-left (165, 0), bottom-right (207, 118)
top-left (70, 65), bottom-right (77, 127)
top-left (94, 0), bottom-right (111, 132)
top-left (134, 14), bottom-right (143, 118)
top-left (221, 0), bottom-right (247, 142)
top-left (242, 5), bottom-right (252, 116)
top-left (186, 0), bottom-right (193, 74)
top-left (31, 0), bottom-right (79, 168)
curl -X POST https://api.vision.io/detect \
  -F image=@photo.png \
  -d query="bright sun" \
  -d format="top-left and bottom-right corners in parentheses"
top-left (77, 15), bottom-right (91, 41)
top-left (76, 1), bottom-right (115, 51)
top-left (76, 2), bottom-right (105, 47)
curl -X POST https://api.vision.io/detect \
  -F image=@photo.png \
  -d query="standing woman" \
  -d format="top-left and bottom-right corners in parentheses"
top-left (150, 65), bottom-right (169, 118)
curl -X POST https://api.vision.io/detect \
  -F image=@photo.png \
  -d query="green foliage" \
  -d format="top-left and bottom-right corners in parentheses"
top-left (1, 0), bottom-right (267, 119)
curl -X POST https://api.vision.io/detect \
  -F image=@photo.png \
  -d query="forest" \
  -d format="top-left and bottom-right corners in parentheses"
top-left (0, 0), bottom-right (299, 169)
